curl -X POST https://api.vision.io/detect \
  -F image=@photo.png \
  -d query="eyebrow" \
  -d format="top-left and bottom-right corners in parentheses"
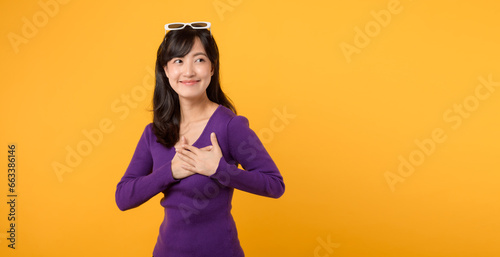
top-left (172, 52), bottom-right (208, 59)
top-left (193, 52), bottom-right (208, 57)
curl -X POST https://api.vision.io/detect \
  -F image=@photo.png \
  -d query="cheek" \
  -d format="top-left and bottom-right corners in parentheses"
top-left (168, 77), bottom-right (177, 87)
top-left (165, 63), bottom-right (179, 75)
top-left (164, 69), bottom-right (178, 87)
top-left (198, 65), bottom-right (212, 77)
top-left (165, 68), bottom-right (180, 81)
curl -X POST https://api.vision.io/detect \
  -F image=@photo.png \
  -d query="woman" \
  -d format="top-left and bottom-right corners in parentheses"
top-left (115, 21), bottom-right (285, 257)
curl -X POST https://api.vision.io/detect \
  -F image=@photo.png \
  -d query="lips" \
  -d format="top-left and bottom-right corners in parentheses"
top-left (180, 80), bottom-right (200, 86)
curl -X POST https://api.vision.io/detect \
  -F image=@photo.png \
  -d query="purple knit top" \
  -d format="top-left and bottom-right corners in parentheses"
top-left (115, 105), bottom-right (285, 257)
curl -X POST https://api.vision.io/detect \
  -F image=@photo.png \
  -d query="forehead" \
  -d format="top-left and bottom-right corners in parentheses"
top-left (188, 37), bottom-right (206, 54)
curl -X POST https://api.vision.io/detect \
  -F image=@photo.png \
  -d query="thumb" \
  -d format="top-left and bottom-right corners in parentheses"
top-left (210, 132), bottom-right (220, 150)
top-left (182, 136), bottom-right (188, 145)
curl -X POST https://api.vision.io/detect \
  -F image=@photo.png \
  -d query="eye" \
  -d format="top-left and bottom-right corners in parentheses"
top-left (195, 58), bottom-right (206, 63)
top-left (172, 59), bottom-right (182, 64)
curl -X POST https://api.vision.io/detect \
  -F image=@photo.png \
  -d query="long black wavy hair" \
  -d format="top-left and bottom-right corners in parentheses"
top-left (152, 26), bottom-right (236, 148)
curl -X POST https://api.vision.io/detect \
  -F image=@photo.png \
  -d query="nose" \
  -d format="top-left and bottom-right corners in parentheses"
top-left (182, 61), bottom-right (195, 77)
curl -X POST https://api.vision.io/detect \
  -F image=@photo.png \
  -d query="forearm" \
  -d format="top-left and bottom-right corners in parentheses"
top-left (115, 162), bottom-right (178, 211)
top-left (210, 157), bottom-right (285, 198)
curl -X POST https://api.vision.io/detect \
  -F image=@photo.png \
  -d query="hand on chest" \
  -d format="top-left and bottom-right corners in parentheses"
top-left (172, 119), bottom-right (224, 178)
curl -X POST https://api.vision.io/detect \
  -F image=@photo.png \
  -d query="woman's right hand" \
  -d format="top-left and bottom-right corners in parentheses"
top-left (171, 151), bottom-right (196, 179)
top-left (171, 136), bottom-right (212, 179)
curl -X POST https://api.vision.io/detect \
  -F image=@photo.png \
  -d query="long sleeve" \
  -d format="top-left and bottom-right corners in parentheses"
top-left (209, 116), bottom-right (285, 198)
top-left (115, 125), bottom-right (179, 211)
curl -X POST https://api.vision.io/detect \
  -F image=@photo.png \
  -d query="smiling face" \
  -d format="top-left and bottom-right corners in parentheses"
top-left (163, 37), bottom-right (214, 101)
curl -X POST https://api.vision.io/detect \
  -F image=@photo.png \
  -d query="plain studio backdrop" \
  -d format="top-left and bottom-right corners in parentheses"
top-left (1, 0), bottom-right (500, 256)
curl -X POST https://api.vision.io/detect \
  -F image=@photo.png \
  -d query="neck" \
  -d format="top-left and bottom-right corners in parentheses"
top-left (178, 95), bottom-right (216, 123)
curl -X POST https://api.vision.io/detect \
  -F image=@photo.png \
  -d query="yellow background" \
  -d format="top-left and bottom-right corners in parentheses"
top-left (1, 0), bottom-right (500, 256)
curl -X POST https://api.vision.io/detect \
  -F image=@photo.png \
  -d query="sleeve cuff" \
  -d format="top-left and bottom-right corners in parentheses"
top-left (209, 157), bottom-right (238, 187)
top-left (152, 161), bottom-right (180, 190)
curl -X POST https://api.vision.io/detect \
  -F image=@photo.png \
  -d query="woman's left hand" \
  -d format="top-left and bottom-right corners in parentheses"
top-left (176, 132), bottom-right (223, 176)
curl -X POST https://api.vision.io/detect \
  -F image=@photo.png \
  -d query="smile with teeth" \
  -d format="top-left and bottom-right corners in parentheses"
top-left (180, 80), bottom-right (200, 86)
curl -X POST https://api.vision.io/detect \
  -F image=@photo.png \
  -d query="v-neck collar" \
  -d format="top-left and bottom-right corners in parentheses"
top-left (191, 104), bottom-right (222, 147)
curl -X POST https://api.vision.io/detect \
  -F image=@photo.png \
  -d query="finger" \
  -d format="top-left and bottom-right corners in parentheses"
top-left (180, 163), bottom-right (196, 173)
top-left (177, 153), bottom-right (197, 167)
top-left (182, 136), bottom-right (188, 145)
top-left (175, 147), bottom-right (187, 157)
top-left (181, 144), bottom-right (200, 154)
top-left (182, 164), bottom-right (198, 173)
top-left (210, 132), bottom-right (221, 151)
top-left (200, 145), bottom-right (213, 151)
top-left (177, 149), bottom-right (197, 161)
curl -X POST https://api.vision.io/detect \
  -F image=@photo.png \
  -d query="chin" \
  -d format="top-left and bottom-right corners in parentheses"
top-left (178, 92), bottom-right (206, 100)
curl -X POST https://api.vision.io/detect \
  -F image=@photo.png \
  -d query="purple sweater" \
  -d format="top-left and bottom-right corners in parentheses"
top-left (115, 105), bottom-right (285, 257)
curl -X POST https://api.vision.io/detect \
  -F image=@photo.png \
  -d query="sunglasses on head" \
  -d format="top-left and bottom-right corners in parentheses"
top-left (164, 21), bottom-right (212, 35)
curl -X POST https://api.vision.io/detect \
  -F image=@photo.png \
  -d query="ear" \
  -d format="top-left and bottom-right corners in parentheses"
top-left (163, 65), bottom-right (169, 78)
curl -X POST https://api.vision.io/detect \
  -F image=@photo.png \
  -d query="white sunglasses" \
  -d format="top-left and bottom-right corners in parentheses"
top-left (164, 21), bottom-right (212, 35)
